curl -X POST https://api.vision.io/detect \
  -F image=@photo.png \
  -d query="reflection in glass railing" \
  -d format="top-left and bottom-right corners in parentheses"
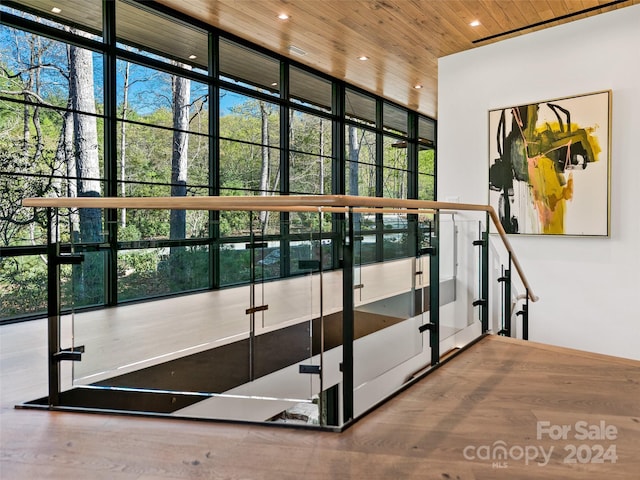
top-left (20, 196), bottom-right (535, 430)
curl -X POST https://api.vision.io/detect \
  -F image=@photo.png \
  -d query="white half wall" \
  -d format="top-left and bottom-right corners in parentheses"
top-left (437, 5), bottom-right (640, 360)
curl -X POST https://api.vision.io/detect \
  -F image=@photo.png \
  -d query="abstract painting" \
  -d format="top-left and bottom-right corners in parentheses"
top-left (488, 91), bottom-right (610, 236)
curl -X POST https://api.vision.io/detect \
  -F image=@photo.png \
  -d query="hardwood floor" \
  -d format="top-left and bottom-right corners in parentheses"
top-left (1, 325), bottom-right (639, 479)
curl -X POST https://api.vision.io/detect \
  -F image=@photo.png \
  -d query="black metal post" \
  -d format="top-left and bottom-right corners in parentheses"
top-left (480, 227), bottom-right (489, 333)
top-left (248, 211), bottom-right (256, 382)
top-left (500, 262), bottom-right (512, 337)
top-left (103, 0), bottom-right (118, 306)
top-left (504, 254), bottom-right (512, 337)
top-left (517, 288), bottom-right (530, 340)
top-left (209, 32), bottom-right (220, 290)
top-left (429, 212), bottom-right (440, 365)
top-left (46, 208), bottom-right (61, 407)
top-left (342, 208), bottom-right (355, 423)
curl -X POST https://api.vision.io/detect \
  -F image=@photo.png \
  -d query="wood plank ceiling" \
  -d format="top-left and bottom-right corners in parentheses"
top-left (156, 0), bottom-right (638, 118)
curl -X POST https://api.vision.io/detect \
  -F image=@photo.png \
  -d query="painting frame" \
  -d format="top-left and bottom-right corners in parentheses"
top-left (488, 90), bottom-right (611, 237)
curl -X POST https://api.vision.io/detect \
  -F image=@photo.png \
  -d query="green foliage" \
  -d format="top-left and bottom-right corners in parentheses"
top-left (1, 23), bottom-right (437, 321)
top-left (0, 256), bottom-right (47, 319)
top-left (219, 246), bottom-right (250, 285)
top-left (118, 246), bottom-right (210, 301)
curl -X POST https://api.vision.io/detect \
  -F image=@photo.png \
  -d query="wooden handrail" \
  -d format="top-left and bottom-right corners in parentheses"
top-left (22, 194), bottom-right (538, 301)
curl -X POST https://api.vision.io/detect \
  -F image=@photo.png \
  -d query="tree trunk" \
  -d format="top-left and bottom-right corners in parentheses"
top-left (168, 66), bottom-right (191, 289)
top-left (70, 41), bottom-right (101, 239)
top-left (258, 101), bottom-right (271, 233)
top-left (31, 34), bottom-right (44, 163)
top-left (53, 103), bottom-right (76, 241)
top-left (348, 125), bottom-right (359, 196)
top-left (120, 61), bottom-right (130, 228)
top-left (319, 118), bottom-right (325, 194)
top-left (169, 68), bottom-right (190, 241)
top-left (69, 36), bottom-right (101, 304)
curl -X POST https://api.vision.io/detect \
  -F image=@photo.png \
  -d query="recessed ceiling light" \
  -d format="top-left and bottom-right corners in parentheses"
top-left (470, 20), bottom-right (481, 27)
top-left (358, 55), bottom-right (369, 61)
top-left (271, 82), bottom-right (278, 87)
top-left (188, 54), bottom-right (197, 59)
top-left (414, 84), bottom-right (423, 89)
top-left (51, 7), bottom-right (62, 13)
top-left (278, 13), bottom-right (290, 20)
top-left (288, 45), bottom-right (307, 56)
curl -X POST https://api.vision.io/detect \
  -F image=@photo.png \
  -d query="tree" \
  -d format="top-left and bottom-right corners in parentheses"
top-left (168, 65), bottom-right (192, 288)
top-left (348, 125), bottom-right (360, 196)
top-left (119, 60), bottom-right (130, 227)
top-left (69, 35), bottom-right (102, 304)
top-left (258, 100), bottom-right (278, 234)
top-left (69, 39), bottom-right (100, 236)
top-left (169, 66), bottom-right (190, 241)
top-left (0, 22), bottom-right (70, 316)
top-left (319, 118), bottom-right (325, 194)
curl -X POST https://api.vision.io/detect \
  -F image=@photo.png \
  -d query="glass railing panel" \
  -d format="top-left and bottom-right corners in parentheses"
top-left (25, 197), bottom-right (535, 430)
top-left (71, 282), bottom-right (253, 384)
top-left (205, 210), bottom-right (321, 425)
top-left (438, 216), bottom-right (484, 348)
top-left (62, 206), bottom-right (341, 426)
top-left (67, 208), bottom-right (253, 419)
top-left (351, 212), bottom-right (428, 418)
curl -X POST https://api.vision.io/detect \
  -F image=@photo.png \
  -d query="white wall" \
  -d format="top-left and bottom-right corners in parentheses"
top-left (437, 5), bottom-right (640, 360)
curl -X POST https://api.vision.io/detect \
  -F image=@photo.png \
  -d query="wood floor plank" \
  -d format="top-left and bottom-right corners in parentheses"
top-left (2, 327), bottom-right (639, 479)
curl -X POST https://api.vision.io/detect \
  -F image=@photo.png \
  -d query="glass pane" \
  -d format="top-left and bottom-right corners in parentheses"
top-left (0, 173), bottom-right (51, 247)
top-left (384, 135), bottom-right (408, 170)
top-left (419, 116), bottom-right (436, 147)
top-left (0, 255), bottom-right (48, 319)
top-left (117, 122), bottom-right (209, 185)
top-left (64, 249), bottom-right (106, 308)
top-left (383, 232), bottom-right (410, 260)
top-left (118, 203), bottom-right (209, 242)
top-left (220, 90), bottom-right (280, 146)
top-left (0, 107), bottom-right (105, 240)
top-left (115, 60), bottom-right (209, 133)
top-left (345, 125), bottom-right (376, 163)
top-left (290, 67), bottom-right (332, 112)
top-left (220, 140), bottom-right (281, 193)
top-left (358, 213), bottom-right (376, 232)
top-left (116, 203), bottom-right (155, 241)
top-left (116, 0), bottom-right (208, 72)
top-left (352, 252), bottom-right (423, 418)
top-left (439, 217), bottom-right (480, 342)
top-left (0, 26), bottom-right (103, 112)
top-left (1, 1), bottom-right (102, 40)
top-left (220, 39), bottom-right (280, 95)
top-left (287, 210), bottom-right (317, 237)
top-left (219, 211), bottom-right (250, 238)
top-left (418, 147), bottom-right (435, 174)
top-left (220, 242), bottom-right (251, 285)
top-left (345, 88), bottom-right (376, 125)
top-left (244, 215), bottom-right (320, 425)
top-left (290, 152), bottom-right (332, 194)
top-left (218, 192), bottom-right (281, 236)
top-left (383, 102), bottom-right (407, 135)
top-left (290, 110), bottom-right (332, 155)
top-left (355, 234), bottom-right (377, 265)
top-left (255, 243), bottom-right (281, 281)
top-left (72, 280), bottom-right (253, 397)
top-left (346, 161), bottom-right (376, 197)
top-left (117, 245), bottom-right (209, 301)
top-left (382, 167), bottom-right (408, 199)
top-left (418, 173), bottom-right (435, 201)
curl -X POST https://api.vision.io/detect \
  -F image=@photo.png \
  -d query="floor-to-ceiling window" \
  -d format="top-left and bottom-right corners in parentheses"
top-left (0, 0), bottom-right (436, 324)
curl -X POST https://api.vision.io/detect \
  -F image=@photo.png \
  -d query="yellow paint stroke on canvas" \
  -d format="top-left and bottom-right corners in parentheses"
top-left (523, 119), bottom-right (601, 234)
top-left (527, 155), bottom-right (573, 234)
